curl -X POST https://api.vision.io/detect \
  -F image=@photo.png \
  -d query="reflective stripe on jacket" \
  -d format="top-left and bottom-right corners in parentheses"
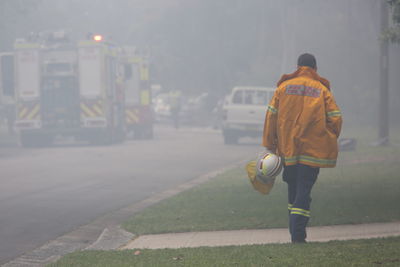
top-left (262, 67), bottom-right (342, 168)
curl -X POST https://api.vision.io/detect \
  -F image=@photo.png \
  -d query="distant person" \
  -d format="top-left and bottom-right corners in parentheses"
top-left (169, 90), bottom-right (182, 129)
top-left (262, 53), bottom-right (342, 243)
top-left (6, 104), bottom-right (16, 135)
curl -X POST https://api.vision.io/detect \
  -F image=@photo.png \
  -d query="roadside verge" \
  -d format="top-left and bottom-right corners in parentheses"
top-left (122, 222), bottom-right (400, 249)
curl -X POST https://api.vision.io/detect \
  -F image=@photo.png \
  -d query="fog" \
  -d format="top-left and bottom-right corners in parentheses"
top-left (1, 0), bottom-right (400, 128)
top-left (0, 0), bottom-right (399, 264)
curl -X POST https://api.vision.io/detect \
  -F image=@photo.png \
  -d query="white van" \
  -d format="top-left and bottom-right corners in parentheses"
top-left (221, 86), bottom-right (275, 144)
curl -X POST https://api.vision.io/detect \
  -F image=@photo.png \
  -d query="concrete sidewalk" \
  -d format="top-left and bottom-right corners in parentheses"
top-left (122, 221), bottom-right (400, 249)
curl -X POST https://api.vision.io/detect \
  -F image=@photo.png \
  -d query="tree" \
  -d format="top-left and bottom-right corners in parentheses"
top-left (0, 1), bottom-right (40, 50)
top-left (385, 0), bottom-right (400, 42)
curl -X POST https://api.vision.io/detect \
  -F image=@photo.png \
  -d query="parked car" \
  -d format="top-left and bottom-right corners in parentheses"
top-left (221, 86), bottom-right (275, 144)
top-left (153, 93), bottom-right (171, 122)
top-left (180, 93), bottom-right (211, 126)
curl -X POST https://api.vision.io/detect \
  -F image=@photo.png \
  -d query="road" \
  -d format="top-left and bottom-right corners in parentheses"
top-left (0, 125), bottom-right (261, 264)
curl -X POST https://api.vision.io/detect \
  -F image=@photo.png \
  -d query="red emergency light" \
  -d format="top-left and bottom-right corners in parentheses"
top-left (93, 35), bottom-right (103, 42)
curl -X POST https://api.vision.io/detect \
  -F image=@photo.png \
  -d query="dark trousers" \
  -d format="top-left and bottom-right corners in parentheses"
top-left (282, 164), bottom-right (319, 242)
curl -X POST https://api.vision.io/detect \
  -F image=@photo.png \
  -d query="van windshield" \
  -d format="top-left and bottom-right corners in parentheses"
top-left (233, 89), bottom-right (272, 105)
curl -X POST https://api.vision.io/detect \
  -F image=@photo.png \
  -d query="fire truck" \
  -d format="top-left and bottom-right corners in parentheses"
top-left (0, 52), bottom-right (15, 134)
top-left (120, 47), bottom-right (154, 139)
top-left (13, 31), bottom-right (126, 146)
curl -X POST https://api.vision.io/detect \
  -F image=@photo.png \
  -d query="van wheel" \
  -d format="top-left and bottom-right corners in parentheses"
top-left (20, 133), bottom-right (37, 147)
top-left (223, 132), bottom-right (238, 145)
top-left (20, 133), bottom-right (53, 147)
top-left (143, 125), bottom-right (154, 140)
top-left (90, 130), bottom-right (113, 146)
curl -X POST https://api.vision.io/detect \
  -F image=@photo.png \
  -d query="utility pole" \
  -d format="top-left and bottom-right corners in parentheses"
top-left (280, 0), bottom-right (296, 74)
top-left (377, 0), bottom-right (389, 145)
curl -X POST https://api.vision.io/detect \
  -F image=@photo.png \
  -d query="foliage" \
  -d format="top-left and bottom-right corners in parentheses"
top-left (0, 0), bottom-right (40, 48)
top-left (383, 27), bottom-right (400, 42)
top-left (388, 0), bottom-right (400, 23)
top-left (387, 0), bottom-right (400, 42)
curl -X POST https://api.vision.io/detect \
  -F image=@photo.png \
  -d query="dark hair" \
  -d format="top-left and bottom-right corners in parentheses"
top-left (297, 53), bottom-right (317, 69)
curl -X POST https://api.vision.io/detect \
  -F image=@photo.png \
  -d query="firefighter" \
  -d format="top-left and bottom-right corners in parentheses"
top-left (262, 53), bottom-right (342, 243)
top-left (169, 90), bottom-right (182, 129)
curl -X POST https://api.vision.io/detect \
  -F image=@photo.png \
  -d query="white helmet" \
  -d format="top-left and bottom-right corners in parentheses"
top-left (256, 152), bottom-right (283, 184)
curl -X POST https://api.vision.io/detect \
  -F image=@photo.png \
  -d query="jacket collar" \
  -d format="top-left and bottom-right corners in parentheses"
top-left (276, 66), bottom-right (330, 90)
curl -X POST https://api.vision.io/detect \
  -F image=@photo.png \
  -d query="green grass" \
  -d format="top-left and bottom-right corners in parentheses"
top-left (122, 139), bottom-right (400, 235)
top-left (49, 237), bottom-right (400, 267)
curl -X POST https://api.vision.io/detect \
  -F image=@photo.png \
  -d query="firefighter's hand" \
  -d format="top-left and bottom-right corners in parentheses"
top-left (265, 147), bottom-right (276, 154)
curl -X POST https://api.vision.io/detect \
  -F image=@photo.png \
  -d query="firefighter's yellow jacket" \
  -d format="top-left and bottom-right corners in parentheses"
top-left (262, 66), bottom-right (342, 168)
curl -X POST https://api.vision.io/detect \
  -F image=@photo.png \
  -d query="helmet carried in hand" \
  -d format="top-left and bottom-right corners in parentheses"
top-left (256, 152), bottom-right (283, 184)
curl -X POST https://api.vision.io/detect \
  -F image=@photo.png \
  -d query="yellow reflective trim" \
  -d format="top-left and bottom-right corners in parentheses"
top-left (92, 104), bottom-right (103, 116)
top-left (78, 40), bottom-right (102, 46)
top-left (141, 91), bottom-right (150, 105)
top-left (284, 155), bottom-right (336, 166)
top-left (80, 103), bottom-right (96, 117)
top-left (291, 207), bottom-right (310, 217)
top-left (27, 104), bottom-right (40, 120)
top-left (140, 67), bottom-right (149, 80)
top-left (267, 105), bottom-right (277, 114)
top-left (128, 57), bottom-right (142, 63)
top-left (19, 107), bottom-right (28, 119)
top-left (14, 43), bottom-right (40, 49)
top-left (327, 110), bottom-right (342, 117)
top-left (126, 110), bottom-right (139, 122)
top-left (291, 207), bottom-right (310, 214)
top-left (291, 211), bottom-right (310, 217)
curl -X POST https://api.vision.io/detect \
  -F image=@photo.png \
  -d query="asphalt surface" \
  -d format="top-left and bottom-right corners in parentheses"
top-left (0, 125), bottom-right (261, 264)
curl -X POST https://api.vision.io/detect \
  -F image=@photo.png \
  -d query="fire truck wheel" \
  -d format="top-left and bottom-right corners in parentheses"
top-left (114, 127), bottom-right (126, 143)
top-left (223, 130), bottom-right (238, 145)
top-left (20, 133), bottom-right (36, 147)
top-left (89, 131), bottom-right (113, 146)
top-left (144, 126), bottom-right (154, 139)
top-left (100, 132), bottom-right (113, 145)
top-left (20, 133), bottom-right (53, 148)
top-left (133, 126), bottom-right (153, 140)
